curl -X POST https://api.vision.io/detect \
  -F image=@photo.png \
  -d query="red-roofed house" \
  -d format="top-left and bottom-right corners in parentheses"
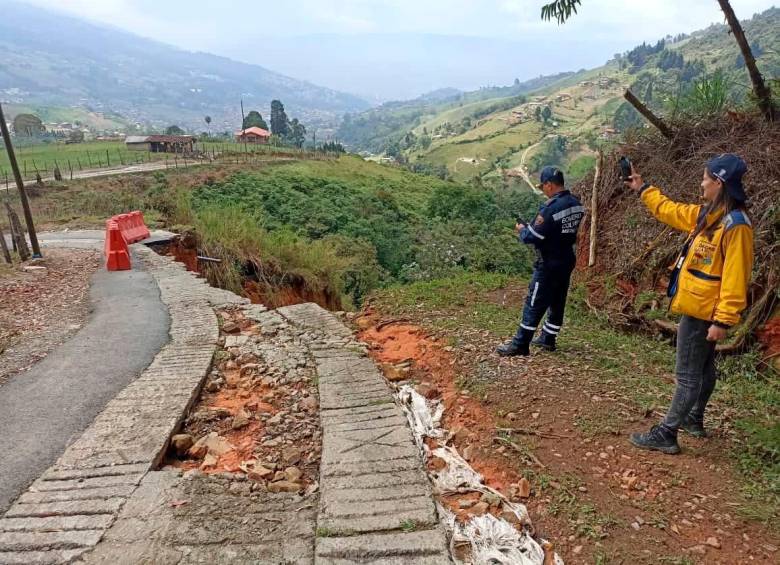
top-left (235, 127), bottom-right (271, 144)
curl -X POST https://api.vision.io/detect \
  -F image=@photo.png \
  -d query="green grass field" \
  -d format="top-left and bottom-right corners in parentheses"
top-left (0, 141), bottom-right (165, 182)
top-left (0, 139), bottom-right (316, 183)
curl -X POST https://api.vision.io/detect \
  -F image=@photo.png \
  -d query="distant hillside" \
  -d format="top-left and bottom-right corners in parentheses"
top-left (337, 72), bottom-right (573, 154)
top-left (344, 7), bottom-right (779, 187)
top-left (0, 1), bottom-right (369, 132)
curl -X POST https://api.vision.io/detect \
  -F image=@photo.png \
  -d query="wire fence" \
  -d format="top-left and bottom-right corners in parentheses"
top-left (0, 140), bottom-right (337, 184)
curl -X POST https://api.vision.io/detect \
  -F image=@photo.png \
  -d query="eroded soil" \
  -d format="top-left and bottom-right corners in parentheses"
top-left (356, 306), bottom-right (779, 564)
top-left (165, 306), bottom-right (321, 494)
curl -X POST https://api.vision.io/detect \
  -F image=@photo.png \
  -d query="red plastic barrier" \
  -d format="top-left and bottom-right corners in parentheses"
top-left (104, 219), bottom-right (131, 271)
top-left (104, 210), bottom-right (151, 270)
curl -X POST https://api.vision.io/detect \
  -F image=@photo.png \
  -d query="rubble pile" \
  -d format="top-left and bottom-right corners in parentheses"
top-left (167, 306), bottom-right (321, 495)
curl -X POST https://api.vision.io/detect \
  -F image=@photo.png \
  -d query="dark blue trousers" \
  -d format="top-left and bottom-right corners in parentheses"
top-left (513, 266), bottom-right (572, 344)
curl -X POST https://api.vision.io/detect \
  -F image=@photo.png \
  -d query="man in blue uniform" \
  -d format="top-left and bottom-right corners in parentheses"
top-left (497, 166), bottom-right (585, 356)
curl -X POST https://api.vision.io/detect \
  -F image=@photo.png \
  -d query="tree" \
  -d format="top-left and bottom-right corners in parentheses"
top-left (242, 110), bottom-right (268, 130)
top-left (270, 100), bottom-right (289, 136)
top-left (165, 125), bottom-right (185, 135)
top-left (286, 118), bottom-right (306, 148)
top-left (715, 0), bottom-right (774, 119)
top-left (13, 113), bottom-right (44, 137)
top-left (204, 115), bottom-right (211, 136)
top-left (534, 106), bottom-right (542, 121)
top-left (540, 0), bottom-right (582, 24)
top-left (541, 105), bottom-right (553, 123)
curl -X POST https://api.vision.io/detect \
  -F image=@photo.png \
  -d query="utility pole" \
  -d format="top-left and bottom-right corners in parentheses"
top-left (0, 102), bottom-right (41, 258)
top-left (240, 99), bottom-right (248, 154)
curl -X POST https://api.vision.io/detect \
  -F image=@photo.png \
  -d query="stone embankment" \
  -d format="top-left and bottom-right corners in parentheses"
top-left (0, 245), bottom-right (450, 564)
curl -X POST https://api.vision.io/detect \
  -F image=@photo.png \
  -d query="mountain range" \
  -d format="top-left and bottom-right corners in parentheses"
top-left (0, 1), bottom-right (370, 132)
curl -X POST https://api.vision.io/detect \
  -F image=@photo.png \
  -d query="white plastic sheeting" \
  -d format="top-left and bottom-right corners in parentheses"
top-left (397, 385), bottom-right (563, 565)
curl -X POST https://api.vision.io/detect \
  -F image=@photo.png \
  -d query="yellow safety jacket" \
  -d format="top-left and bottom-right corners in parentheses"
top-left (640, 185), bottom-right (754, 327)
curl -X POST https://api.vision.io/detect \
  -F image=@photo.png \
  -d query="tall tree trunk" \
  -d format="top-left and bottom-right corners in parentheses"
top-left (624, 90), bottom-right (674, 139)
top-left (716, 0), bottom-right (775, 120)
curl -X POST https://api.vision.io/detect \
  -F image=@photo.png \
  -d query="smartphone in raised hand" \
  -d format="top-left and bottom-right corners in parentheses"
top-left (619, 156), bottom-right (632, 181)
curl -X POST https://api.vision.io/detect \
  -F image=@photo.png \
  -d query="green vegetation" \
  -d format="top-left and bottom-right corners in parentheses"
top-left (172, 156), bottom-right (542, 307)
top-left (399, 519), bottom-right (419, 532)
top-left (0, 141), bottom-right (166, 182)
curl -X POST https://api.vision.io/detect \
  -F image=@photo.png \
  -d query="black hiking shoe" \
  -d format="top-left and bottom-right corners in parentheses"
top-left (681, 415), bottom-right (707, 438)
top-left (629, 424), bottom-right (681, 455)
top-left (531, 332), bottom-right (556, 352)
top-left (496, 340), bottom-right (530, 357)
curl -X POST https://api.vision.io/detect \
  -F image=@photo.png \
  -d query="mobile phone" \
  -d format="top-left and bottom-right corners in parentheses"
top-left (619, 156), bottom-right (632, 181)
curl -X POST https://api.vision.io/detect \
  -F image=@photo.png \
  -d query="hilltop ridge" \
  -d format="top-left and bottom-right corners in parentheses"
top-left (338, 7), bottom-right (779, 186)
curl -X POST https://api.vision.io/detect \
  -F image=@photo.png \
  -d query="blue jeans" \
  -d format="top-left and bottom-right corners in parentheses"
top-left (663, 315), bottom-right (718, 430)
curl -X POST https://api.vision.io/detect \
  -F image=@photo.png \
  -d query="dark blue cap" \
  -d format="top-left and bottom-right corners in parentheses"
top-left (538, 166), bottom-right (565, 187)
top-left (707, 153), bottom-right (747, 202)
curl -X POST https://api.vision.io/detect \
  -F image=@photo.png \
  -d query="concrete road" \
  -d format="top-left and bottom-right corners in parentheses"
top-left (0, 247), bottom-right (170, 513)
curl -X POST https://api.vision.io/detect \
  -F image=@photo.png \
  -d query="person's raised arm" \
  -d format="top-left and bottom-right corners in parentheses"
top-left (626, 169), bottom-right (701, 233)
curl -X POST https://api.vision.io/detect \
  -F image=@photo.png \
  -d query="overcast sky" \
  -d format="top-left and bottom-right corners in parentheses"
top-left (21, 0), bottom-right (776, 45)
top-left (17, 0), bottom-right (779, 100)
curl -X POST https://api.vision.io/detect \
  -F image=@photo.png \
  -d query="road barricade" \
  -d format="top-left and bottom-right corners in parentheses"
top-left (104, 219), bottom-right (131, 271)
top-left (104, 210), bottom-right (150, 270)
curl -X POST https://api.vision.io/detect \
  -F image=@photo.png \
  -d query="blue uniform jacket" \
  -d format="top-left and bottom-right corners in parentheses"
top-left (519, 190), bottom-right (584, 270)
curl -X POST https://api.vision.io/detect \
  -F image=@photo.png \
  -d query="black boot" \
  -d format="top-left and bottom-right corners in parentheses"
top-left (496, 340), bottom-right (530, 357)
top-left (532, 330), bottom-right (556, 352)
top-left (629, 424), bottom-right (681, 454)
top-left (496, 329), bottom-right (534, 357)
top-left (681, 415), bottom-right (707, 438)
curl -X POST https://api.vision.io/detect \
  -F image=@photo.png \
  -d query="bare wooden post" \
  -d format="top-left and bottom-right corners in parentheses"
top-left (0, 222), bottom-right (11, 263)
top-left (624, 90), bottom-right (674, 139)
top-left (67, 159), bottom-right (73, 180)
top-left (588, 151), bottom-right (603, 267)
top-left (0, 102), bottom-right (41, 257)
top-left (716, 0), bottom-right (775, 120)
top-left (106, 149), bottom-right (110, 167)
top-left (5, 202), bottom-right (30, 261)
top-left (77, 157), bottom-right (82, 170)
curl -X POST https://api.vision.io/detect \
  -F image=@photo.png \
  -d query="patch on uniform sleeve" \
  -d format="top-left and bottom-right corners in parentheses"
top-left (534, 214), bottom-right (545, 226)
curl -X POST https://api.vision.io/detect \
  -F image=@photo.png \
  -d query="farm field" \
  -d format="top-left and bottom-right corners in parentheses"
top-left (0, 139), bottom-right (316, 183)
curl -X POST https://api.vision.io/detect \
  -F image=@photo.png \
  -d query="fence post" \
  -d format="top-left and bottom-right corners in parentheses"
top-left (68, 159), bottom-right (73, 180)
top-left (77, 157), bottom-right (82, 170)
top-left (106, 149), bottom-right (110, 167)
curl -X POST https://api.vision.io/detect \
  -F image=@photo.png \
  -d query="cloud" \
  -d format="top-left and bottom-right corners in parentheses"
top-left (15, 0), bottom-right (779, 46)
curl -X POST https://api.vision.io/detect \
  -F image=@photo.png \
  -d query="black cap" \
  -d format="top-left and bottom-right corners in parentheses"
top-left (538, 166), bottom-right (565, 188)
top-left (706, 153), bottom-right (747, 202)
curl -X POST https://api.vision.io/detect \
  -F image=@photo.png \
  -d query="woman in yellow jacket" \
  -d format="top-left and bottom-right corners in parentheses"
top-left (626, 153), bottom-right (753, 454)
